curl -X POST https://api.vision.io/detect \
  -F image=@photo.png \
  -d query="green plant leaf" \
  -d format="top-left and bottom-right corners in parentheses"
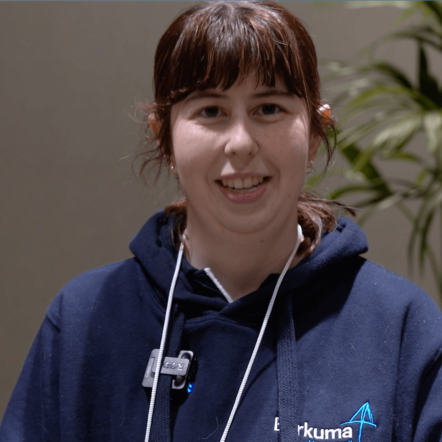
top-left (423, 111), bottom-right (442, 154)
top-left (359, 62), bottom-right (413, 89)
top-left (422, 1), bottom-right (442, 27)
top-left (416, 169), bottom-right (430, 187)
top-left (338, 82), bottom-right (436, 115)
top-left (418, 44), bottom-right (442, 105)
top-left (381, 151), bottom-right (423, 163)
top-left (335, 141), bottom-right (392, 197)
top-left (337, 120), bottom-right (382, 148)
top-left (367, 113), bottom-right (422, 153)
top-left (386, 25), bottom-right (442, 51)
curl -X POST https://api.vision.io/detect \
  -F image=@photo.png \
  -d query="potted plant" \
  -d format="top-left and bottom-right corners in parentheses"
top-left (321, 1), bottom-right (442, 303)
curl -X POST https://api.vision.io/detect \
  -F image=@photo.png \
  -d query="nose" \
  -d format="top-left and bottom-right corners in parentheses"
top-left (224, 119), bottom-right (259, 160)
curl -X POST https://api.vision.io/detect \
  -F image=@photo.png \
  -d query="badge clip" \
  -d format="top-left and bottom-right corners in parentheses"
top-left (142, 349), bottom-right (196, 390)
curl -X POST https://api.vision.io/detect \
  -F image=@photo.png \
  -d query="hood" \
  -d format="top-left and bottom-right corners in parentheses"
top-left (129, 210), bottom-right (368, 316)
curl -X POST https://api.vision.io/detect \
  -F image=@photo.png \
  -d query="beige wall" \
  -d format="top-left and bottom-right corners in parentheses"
top-left (0, 1), bottom-right (439, 418)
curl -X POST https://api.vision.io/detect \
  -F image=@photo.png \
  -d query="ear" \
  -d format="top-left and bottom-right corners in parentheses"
top-left (308, 130), bottom-right (322, 165)
top-left (169, 157), bottom-right (179, 177)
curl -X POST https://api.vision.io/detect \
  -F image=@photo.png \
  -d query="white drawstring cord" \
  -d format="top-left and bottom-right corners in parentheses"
top-left (219, 225), bottom-right (303, 442)
top-left (205, 267), bottom-right (234, 303)
top-left (144, 242), bottom-right (185, 442)
top-left (143, 225), bottom-right (303, 442)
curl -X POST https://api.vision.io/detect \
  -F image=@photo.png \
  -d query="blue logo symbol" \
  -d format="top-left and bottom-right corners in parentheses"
top-left (341, 402), bottom-right (377, 442)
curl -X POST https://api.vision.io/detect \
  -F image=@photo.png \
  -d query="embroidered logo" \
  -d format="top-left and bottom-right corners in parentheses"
top-left (341, 402), bottom-right (377, 442)
top-left (274, 401), bottom-right (377, 442)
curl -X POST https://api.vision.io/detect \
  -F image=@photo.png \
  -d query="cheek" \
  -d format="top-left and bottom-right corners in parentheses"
top-left (171, 122), bottom-right (216, 180)
top-left (264, 125), bottom-right (310, 170)
top-left (172, 121), bottom-right (198, 166)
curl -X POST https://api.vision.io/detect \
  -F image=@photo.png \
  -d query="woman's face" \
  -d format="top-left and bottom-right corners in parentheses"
top-left (170, 76), bottom-right (321, 235)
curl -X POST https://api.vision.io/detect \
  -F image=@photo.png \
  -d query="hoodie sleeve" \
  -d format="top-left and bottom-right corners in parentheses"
top-left (0, 314), bottom-right (61, 442)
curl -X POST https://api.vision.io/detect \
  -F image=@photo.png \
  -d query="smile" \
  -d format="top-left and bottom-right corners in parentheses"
top-left (217, 176), bottom-right (269, 204)
top-left (220, 176), bottom-right (265, 191)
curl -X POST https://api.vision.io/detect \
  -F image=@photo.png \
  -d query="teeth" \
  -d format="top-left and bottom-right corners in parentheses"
top-left (234, 178), bottom-right (243, 189)
top-left (221, 176), bottom-right (266, 190)
top-left (243, 177), bottom-right (252, 189)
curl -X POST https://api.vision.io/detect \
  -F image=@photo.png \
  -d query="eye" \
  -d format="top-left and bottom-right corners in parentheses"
top-left (200, 106), bottom-right (221, 118)
top-left (259, 104), bottom-right (281, 115)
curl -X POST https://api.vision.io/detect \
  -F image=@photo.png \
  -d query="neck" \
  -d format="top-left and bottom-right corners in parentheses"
top-left (185, 213), bottom-right (303, 301)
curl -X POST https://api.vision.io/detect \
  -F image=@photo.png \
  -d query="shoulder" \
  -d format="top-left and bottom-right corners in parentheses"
top-left (45, 258), bottom-right (142, 330)
top-left (347, 259), bottom-right (442, 355)
top-left (354, 259), bottom-right (440, 316)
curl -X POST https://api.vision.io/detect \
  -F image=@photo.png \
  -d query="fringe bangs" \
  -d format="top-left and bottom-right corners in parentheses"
top-left (158, 2), bottom-right (305, 102)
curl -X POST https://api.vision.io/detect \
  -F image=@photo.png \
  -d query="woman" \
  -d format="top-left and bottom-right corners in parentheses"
top-left (1, 2), bottom-right (442, 441)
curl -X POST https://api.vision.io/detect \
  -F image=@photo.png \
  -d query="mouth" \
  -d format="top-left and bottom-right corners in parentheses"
top-left (217, 176), bottom-right (270, 192)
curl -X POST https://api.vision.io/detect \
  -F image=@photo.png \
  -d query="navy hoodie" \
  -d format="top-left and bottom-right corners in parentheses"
top-left (2, 211), bottom-right (442, 442)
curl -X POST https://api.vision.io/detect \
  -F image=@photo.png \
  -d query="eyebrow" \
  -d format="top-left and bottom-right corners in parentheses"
top-left (184, 89), bottom-right (296, 103)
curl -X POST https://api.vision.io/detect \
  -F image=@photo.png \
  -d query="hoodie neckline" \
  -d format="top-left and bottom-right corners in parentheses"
top-left (130, 211), bottom-right (368, 326)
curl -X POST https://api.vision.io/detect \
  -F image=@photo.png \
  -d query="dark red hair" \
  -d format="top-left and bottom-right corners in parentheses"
top-left (138, 1), bottom-right (348, 255)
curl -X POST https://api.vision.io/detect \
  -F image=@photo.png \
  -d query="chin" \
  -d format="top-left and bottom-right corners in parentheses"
top-left (217, 212), bottom-right (277, 235)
